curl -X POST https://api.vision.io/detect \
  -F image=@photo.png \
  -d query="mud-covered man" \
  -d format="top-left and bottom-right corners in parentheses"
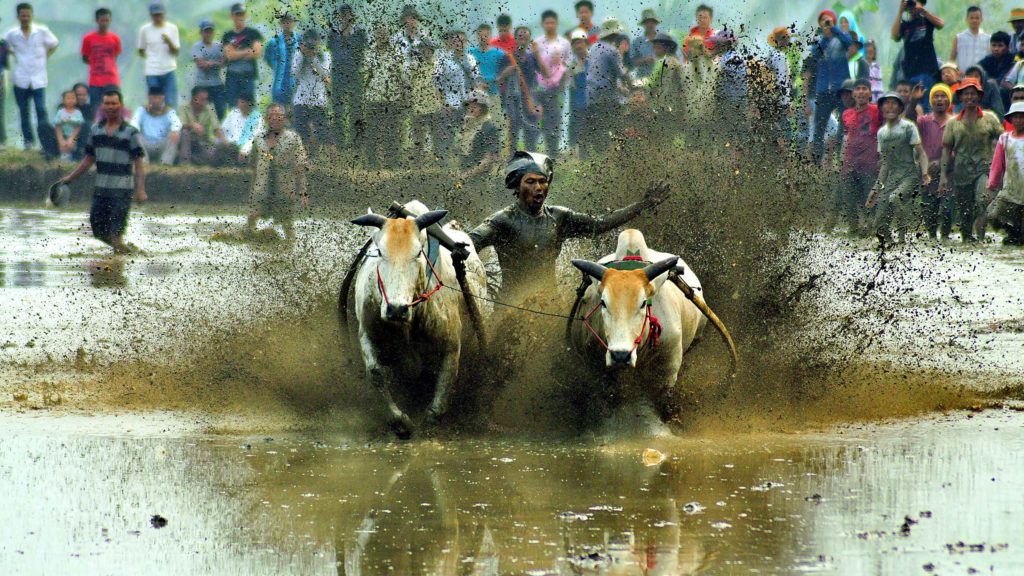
top-left (469, 151), bottom-right (669, 300)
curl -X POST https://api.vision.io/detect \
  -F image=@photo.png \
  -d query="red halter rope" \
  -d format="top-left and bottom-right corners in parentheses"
top-left (582, 297), bottom-right (662, 353)
top-left (375, 249), bottom-right (444, 308)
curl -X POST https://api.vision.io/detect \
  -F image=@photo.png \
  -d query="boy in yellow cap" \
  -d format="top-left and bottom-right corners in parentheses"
top-left (918, 83), bottom-right (954, 239)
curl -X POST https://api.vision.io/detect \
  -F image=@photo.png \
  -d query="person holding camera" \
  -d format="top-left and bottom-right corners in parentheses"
top-left (809, 9), bottom-right (852, 161)
top-left (891, 0), bottom-right (945, 111)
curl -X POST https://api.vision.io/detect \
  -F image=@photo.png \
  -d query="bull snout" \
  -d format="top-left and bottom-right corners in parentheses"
top-left (385, 303), bottom-right (411, 322)
top-left (608, 349), bottom-right (634, 367)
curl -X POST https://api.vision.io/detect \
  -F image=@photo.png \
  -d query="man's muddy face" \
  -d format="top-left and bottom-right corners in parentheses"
top-left (896, 84), bottom-right (912, 102)
top-left (853, 85), bottom-right (871, 107)
top-left (941, 67), bottom-right (958, 85)
top-left (267, 107), bottom-right (286, 131)
top-left (960, 87), bottom-right (980, 108)
top-left (577, 6), bottom-right (593, 25)
top-left (881, 99), bottom-right (902, 120)
top-left (518, 173), bottom-right (550, 214)
top-left (515, 28), bottom-right (530, 47)
top-left (696, 9), bottom-right (712, 30)
top-left (840, 91), bottom-right (854, 108)
top-left (992, 42), bottom-right (1008, 58)
top-left (932, 92), bottom-right (950, 114)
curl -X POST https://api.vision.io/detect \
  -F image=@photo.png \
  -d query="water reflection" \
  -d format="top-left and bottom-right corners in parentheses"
top-left (87, 258), bottom-right (128, 288)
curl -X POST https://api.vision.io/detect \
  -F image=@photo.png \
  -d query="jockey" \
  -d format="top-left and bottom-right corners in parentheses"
top-left (469, 151), bottom-right (670, 300)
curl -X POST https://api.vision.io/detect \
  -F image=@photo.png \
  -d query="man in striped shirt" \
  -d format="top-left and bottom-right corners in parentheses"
top-left (59, 88), bottom-right (147, 254)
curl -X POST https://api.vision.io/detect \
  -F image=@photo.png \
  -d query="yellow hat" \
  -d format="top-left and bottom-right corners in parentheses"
top-left (930, 83), bottom-right (953, 107)
top-left (1011, 8), bottom-right (1024, 22)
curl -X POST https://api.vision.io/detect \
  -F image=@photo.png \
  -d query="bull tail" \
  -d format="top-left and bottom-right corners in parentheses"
top-left (669, 273), bottom-right (739, 377)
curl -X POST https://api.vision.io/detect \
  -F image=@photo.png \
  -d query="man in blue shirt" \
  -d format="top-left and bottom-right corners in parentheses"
top-left (468, 23), bottom-right (507, 95)
top-left (809, 9), bottom-right (852, 161)
top-left (263, 12), bottom-right (299, 105)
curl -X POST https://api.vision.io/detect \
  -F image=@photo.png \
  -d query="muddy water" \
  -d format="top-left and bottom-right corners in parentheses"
top-left (0, 410), bottom-right (1021, 574)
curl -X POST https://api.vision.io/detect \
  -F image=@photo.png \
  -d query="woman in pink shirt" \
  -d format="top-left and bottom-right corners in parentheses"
top-left (533, 10), bottom-right (571, 157)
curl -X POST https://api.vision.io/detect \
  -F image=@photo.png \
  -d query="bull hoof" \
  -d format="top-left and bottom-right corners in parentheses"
top-left (423, 408), bottom-right (443, 428)
top-left (389, 414), bottom-right (415, 440)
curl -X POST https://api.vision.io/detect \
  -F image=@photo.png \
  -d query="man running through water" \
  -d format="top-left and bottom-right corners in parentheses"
top-left (469, 151), bottom-right (669, 301)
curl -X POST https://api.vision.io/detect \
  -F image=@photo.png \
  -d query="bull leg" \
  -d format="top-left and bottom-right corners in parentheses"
top-left (360, 332), bottom-right (415, 439)
top-left (425, 344), bottom-right (460, 426)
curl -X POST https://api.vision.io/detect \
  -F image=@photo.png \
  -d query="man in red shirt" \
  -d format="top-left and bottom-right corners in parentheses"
top-left (684, 4), bottom-right (716, 59)
top-left (80, 7), bottom-right (121, 116)
top-left (490, 13), bottom-right (515, 54)
top-left (840, 78), bottom-right (882, 235)
top-left (568, 1), bottom-right (598, 45)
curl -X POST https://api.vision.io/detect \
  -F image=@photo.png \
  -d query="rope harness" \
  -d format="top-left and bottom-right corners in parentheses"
top-left (375, 249), bottom-right (444, 308)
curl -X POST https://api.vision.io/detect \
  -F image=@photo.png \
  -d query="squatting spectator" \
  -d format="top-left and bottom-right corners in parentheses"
top-left (131, 85), bottom-right (181, 165)
top-left (4, 2), bottom-right (59, 155)
top-left (138, 1), bottom-right (180, 108)
top-left (223, 3), bottom-right (263, 108)
top-left (178, 86), bottom-right (232, 166)
top-left (264, 12), bottom-right (300, 106)
top-left (192, 20), bottom-right (226, 119)
top-left (221, 93), bottom-right (262, 158)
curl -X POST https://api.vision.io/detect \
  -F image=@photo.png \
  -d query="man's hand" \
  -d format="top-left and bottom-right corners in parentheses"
top-left (135, 187), bottom-right (148, 204)
top-left (938, 176), bottom-right (949, 197)
top-left (162, 33), bottom-right (174, 47)
top-left (911, 83), bottom-right (925, 103)
top-left (987, 187), bottom-right (998, 204)
top-left (921, 172), bottom-right (932, 187)
top-left (866, 186), bottom-right (880, 208)
top-left (192, 123), bottom-right (205, 135)
top-left (643, 180), bottom-right (671, 208)
top-left (300, 194), bottom-right (310, 209)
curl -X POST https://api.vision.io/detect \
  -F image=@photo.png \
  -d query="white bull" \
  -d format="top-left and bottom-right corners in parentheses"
top-left (569, 229), bottom-right (713, 427)
top-left (352, 201), bottom-right (488, 439)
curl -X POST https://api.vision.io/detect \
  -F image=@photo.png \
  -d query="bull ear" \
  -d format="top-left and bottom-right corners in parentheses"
top-left (643, 257), bottom-right (679, 282)
top-left (572, 259), bottom-right (609, 282)
top-left (414, 210), bottom-right (448, 230)
top-left (351, 213), bottom-right (389, 228)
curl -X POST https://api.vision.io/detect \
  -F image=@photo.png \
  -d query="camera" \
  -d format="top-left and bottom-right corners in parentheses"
top-left (906, 0), bottom-right (918, 9)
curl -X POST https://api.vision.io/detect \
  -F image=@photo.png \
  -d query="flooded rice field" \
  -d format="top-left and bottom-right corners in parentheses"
top-left (2, 206), bottom-right (1023, 574)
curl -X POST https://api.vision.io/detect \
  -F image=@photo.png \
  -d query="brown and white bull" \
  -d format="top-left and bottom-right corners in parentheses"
top-left (352, 201), bottom-right (488, 439)
top-left (570, 229), bottom-right (732, 431)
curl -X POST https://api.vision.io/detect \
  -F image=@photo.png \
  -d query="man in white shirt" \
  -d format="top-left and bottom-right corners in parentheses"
top-left (3, 3), bottom-right (58, 154)
top-left (291, 30), bottom-right (331, 157)
top-left (131, 85), bottom-right (181, 165)
top-left (137, 1), bottom-right (180, 108)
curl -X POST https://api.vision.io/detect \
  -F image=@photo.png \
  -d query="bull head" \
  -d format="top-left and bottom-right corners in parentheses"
top-left (572, 257), bottom-right (678, 367)
top-left (353, 210), bottom-right (448, 322)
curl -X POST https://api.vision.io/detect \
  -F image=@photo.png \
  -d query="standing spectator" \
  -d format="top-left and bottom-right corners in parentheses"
top-left (264, 12), bottom-right (300, 106)
top-left (964, 65), bottom-right (1006, 118)
top-left (568, 1), bottom-right (598, 45)
top-left (866, 40), bottom-right (884, 102)
top-left (891, 0), bottom-right (944, 110)
top-left (809, 9), bottom-right (852, 161)
top-left (222, 3), bottom-right (263, 109)
top-left (137, 1), bottom-right (180, 108)
top-left (362, 24), bottom-right (407, 168)
top-left (534, 11), bottom-right (571, 156)
top-left (4, 2), bottom-right (58, 155)
top-left (221, 93), bottom-right (262, 159)
top-left (292, 30), bottom-right (331, 158)
top-left (648, 33), bottom-right (683, 116)
top-left (392, 4), bottom-right (427, 65)
top-left (54, 90), bottom-right (84, 162)
top-left (248, 103), bottom-right (308, 242)
top-left (327, 4), bottom-right (366, 150)
top-left (468, 24), bottom-right (507, 96)
top-left (918, 83), bottom-right (954, 240)
top-left (1010, 8), bottom-right (1024, 57)
top-left (567, 29), bottom-right (589, 152)
top-left (131, 85), bottom-right (181, 165)
top-left (685, 4), bottom-right (716, 58)
top-left (847, 37), bottom-right (869, 81)
top-left (629, 9), bottom-right (661, 80)
top-left (191, 20), bottom-right (226, 119)
top-left (409, 39), bottom-right (443, 158)
top-left (81, 7), bottom-right (121, 116)
top-left (866, 92), bottom-right (930, 244)
top-left (988, 102), bottom-right (1024, 245)
top-left (178, 86), bottom-right (230, 166)
top-left (584, 18), bottom-right (628, 155)
top-left (682, 34), bottom-right (718, 122)
top-left (715, 30), bottom-right (748, 118)
top-left (491, 14), bottom-right (515, 55)
top-left (498, 26), bottom-right (540, 152)
top-left (767, 27), bottom-right (793, 141)
top-left (0, 24), bottom-right (7, 148)
top-left (58, 89), bottom-right (147, 255)
top-left (839, 79), bottom-right (881, 235)
top-left (952, 7), bottom-right (990, 72)
top-left (434, 30), bottom-right (479, 158)
top-left (940, 79), bottom-right (1004, 242)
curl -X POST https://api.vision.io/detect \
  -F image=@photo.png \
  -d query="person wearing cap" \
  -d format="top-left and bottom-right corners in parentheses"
top-left (1010, 8), bottom-right (1024, 57)
top-left (951, 7), bottom-right (990, 73)
top-left (248, 103), bottom-right (308, 242)
top-left (533, 10), bottom-right (571, 157)
top-left (866, 91), bottom-right (930, 245)
top-left (847, 36), bottom-right (868, 81)
top-left (191, 19), bottom-right (226, 119)
top-left (222, 3), bottom-right (264, 110)
top-left (809, 9), bottom-right (852, 161)
top-left (583, 17), bottom-right (629, 155)
top-left (59, 89), bottom-right (146, 255)
top-left (836, 78), bottom-right (881, 235)
top-left (392, 4), bottom-right (428, 65)
top-left (940, 78), bottom-right (1004, 242)
top-left (264, 12), bottom-right (300, 106)
top-left (454, 89), bottom-right (501, 185)
top-left (891, 0), bottom-right (944, 112)
top-left (291, 30), bottom-right (331, 158)
top-left (137, 2), bottom-right (179, 109)
top-left (822, 79), bottom-right (857, 173)
top-left (567, 29), bottom-right (590, 152)
top-left (917, 83), bottom-right (954, 240)
top-left (362, 24), bottom-right (408, 168)
top-left (568, 1), bottom-right (598, 46)
top-left (963, 65), bottom-right (1006, 118)
top-left (629, 8), bottom-right (662, 80)
top-left (468, 151), bottom-right (669, 300)
top-left (684, 4), bottom-right (716, 59)
top-left (130, 85), bottom-right (180, 165)
top-left (987, 102), bottom-right (1024, 245)
top-left (327, 4), bottom-right (367, 150)
top-left (81, 8), bottom-right (122, 114)
top-left (938, 62), bottom-right (960, 94)
top-left (647, 33), bottom-right (682, 117)
top-left (5, 3), bottom-right (59, 156)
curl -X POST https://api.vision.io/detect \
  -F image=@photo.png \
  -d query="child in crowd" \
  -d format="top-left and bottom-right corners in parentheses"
top-left (54, 90), bottom-right (85, 162)
top-left (987, 102), bottom-right (1024, 245)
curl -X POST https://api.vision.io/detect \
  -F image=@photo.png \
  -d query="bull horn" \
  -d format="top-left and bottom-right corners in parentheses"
top-left (643, 257), bottom-right (679, 282)
top-left (669, 275), bottom-right (739, 377)
top-left (351, 213), bottom-right (389, 228)
top-left (414, 210), bottom-right (448, 231)
top-left (571, 260), bottom-right (608, 282)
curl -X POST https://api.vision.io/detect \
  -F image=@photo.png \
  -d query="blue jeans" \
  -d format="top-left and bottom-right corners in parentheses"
top-left (225, 74), bottom-right (255, 110)
top-left (146, 71), bottom-right (178, 108)
top-left (13, 86), bottom-right (49, 148)
top-left (909, 73), bottom-right (935, 113)
top-left (203, 84), bottom-right (227, 119)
